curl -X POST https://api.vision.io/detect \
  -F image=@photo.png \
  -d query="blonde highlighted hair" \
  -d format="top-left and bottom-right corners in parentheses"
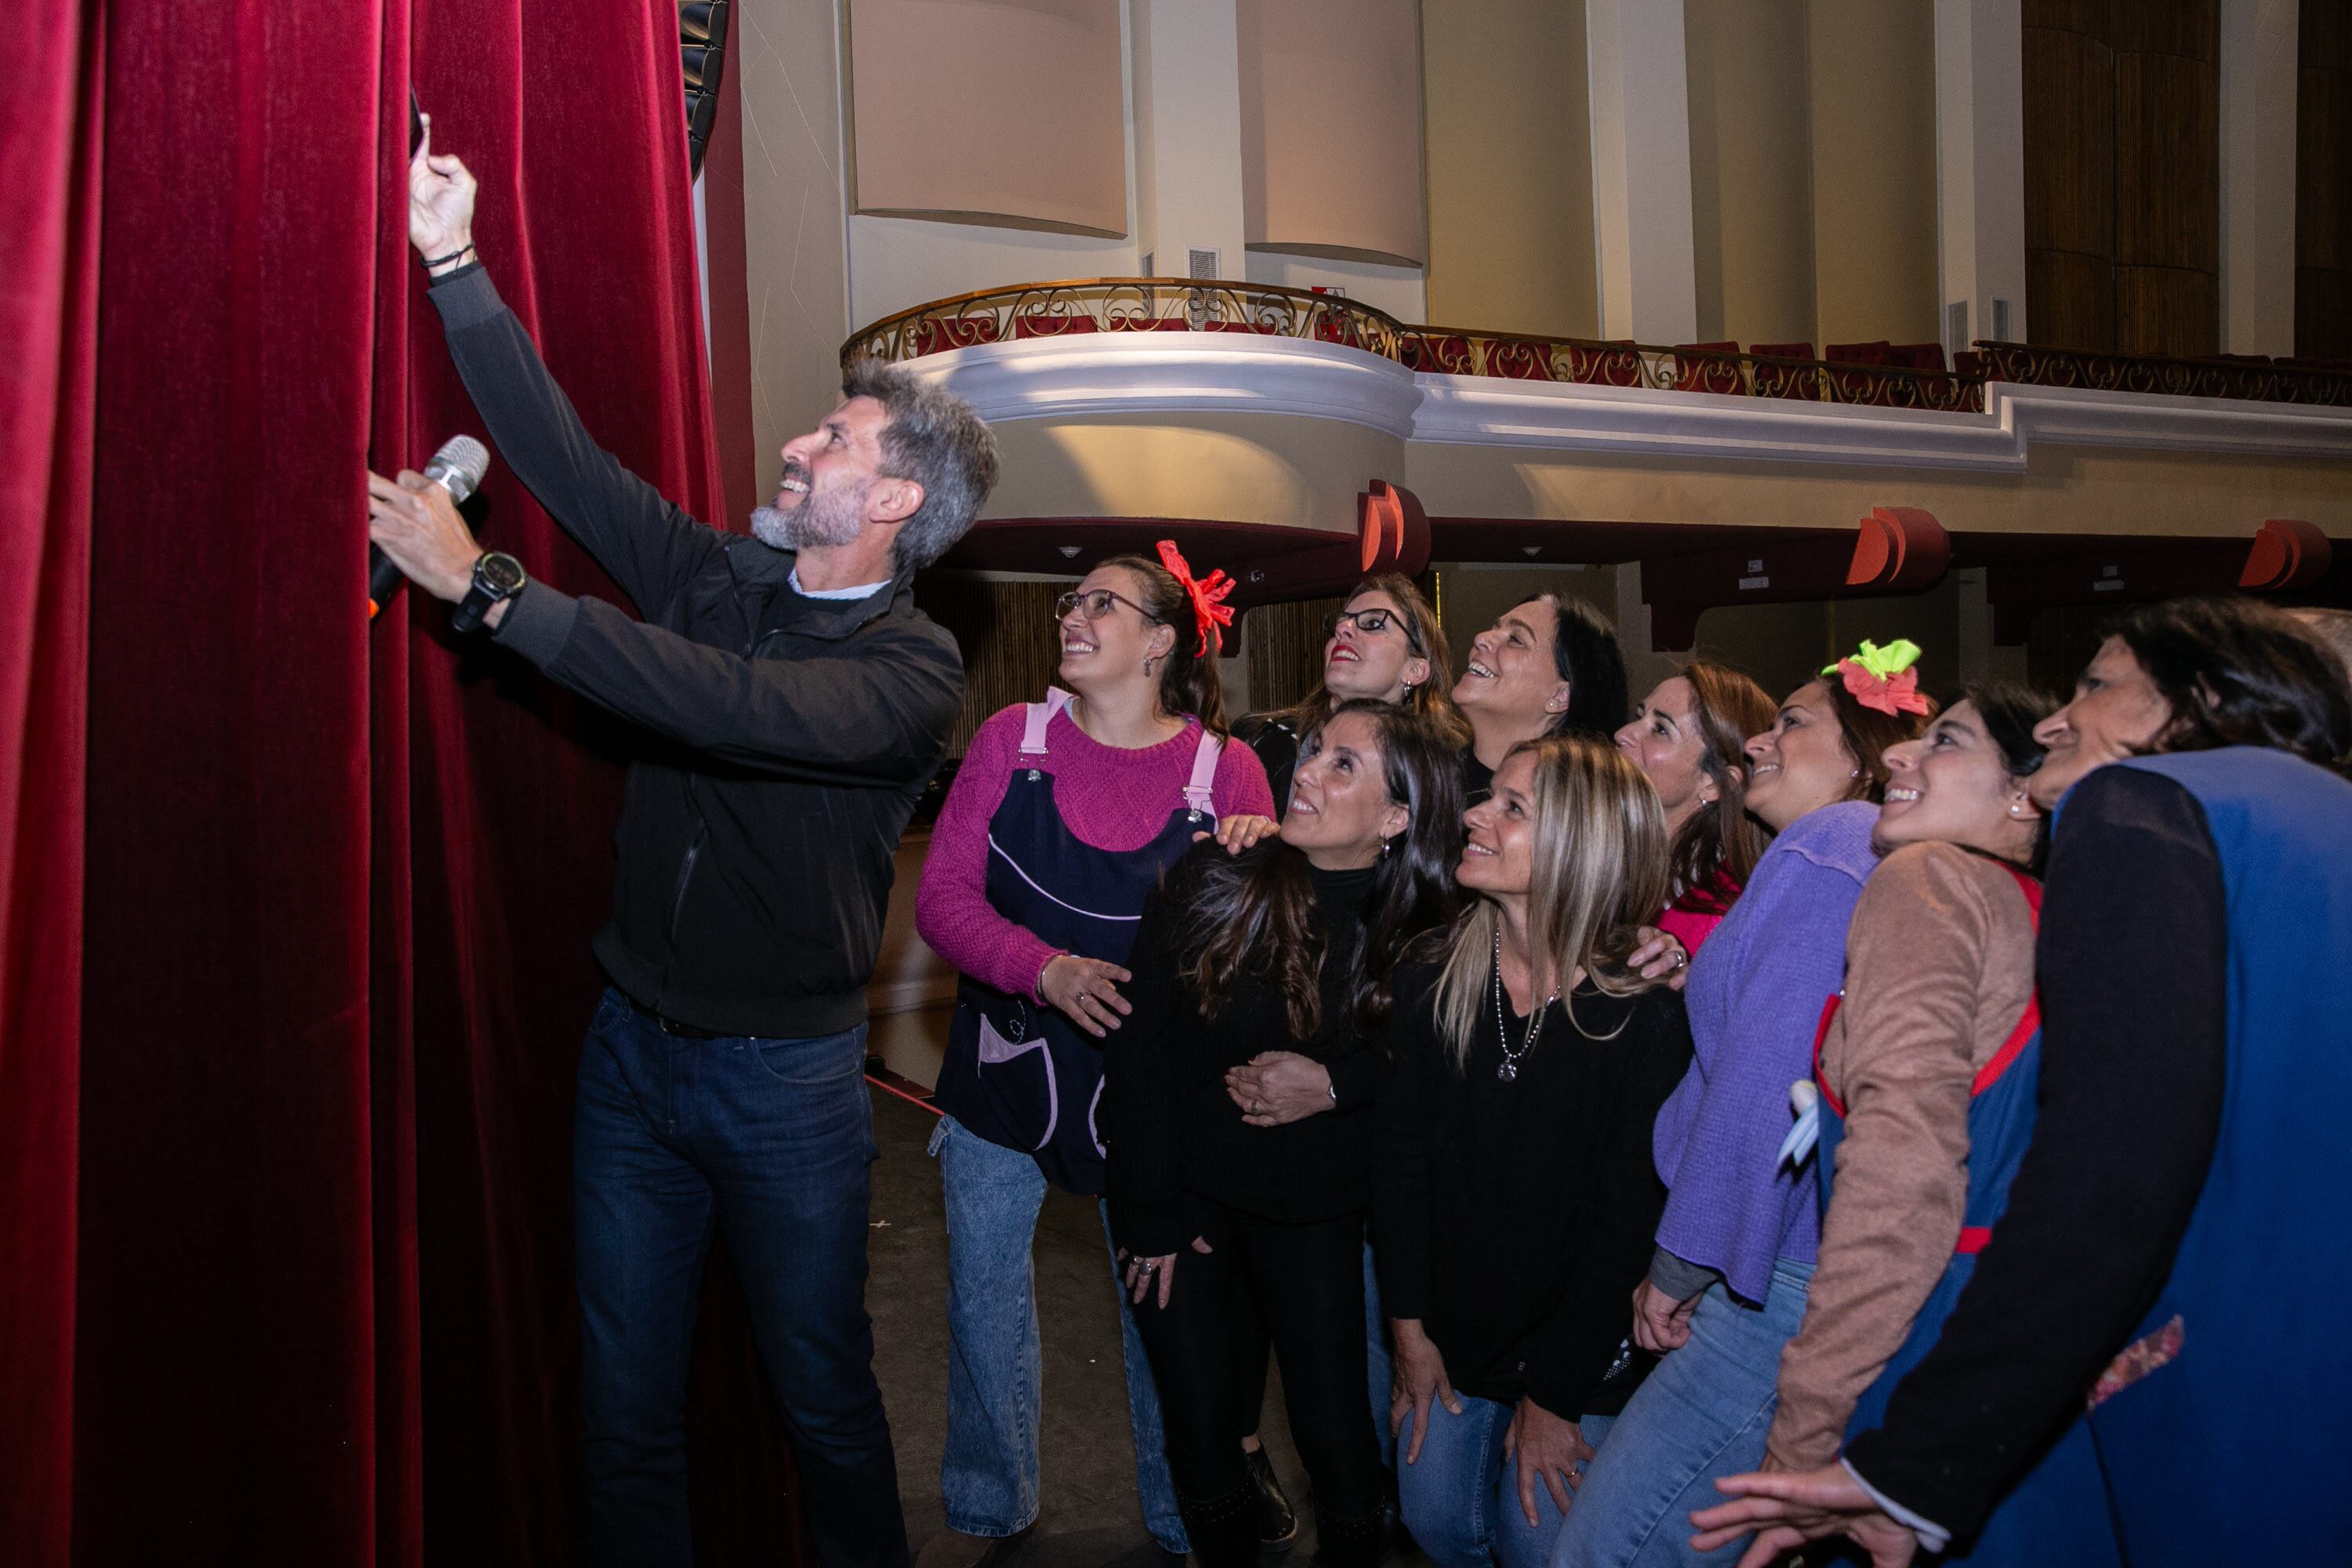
top-left (1431, 735), bottom-right (1671, 1066)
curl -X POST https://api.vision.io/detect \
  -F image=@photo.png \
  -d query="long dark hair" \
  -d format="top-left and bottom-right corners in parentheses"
top-left (2107, 597), bottom-right (2352, 773)
top-left (1268, 575), bottom-right (1468, 748)
top-left (1664, 662), bottom-right (1777, 895)
top-left (1098, 553), bottom-right (1231, 737)
top-left (1520, 593), bottom-right (1631, 740)
top-left (1171, 701), bottom-right (1463, 1041)
top-left (1962, 681), bottom-right (2058, 872)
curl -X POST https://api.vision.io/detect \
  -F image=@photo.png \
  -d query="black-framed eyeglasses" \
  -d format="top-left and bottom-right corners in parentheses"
top-left (1325, 607), bottom-right (1423, 653)
top-left (1055, 587), bottom-right (1157, 622)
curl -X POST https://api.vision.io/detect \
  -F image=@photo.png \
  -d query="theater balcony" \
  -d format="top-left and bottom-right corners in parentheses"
top-left (851, 278), bottom-right (2352, 656)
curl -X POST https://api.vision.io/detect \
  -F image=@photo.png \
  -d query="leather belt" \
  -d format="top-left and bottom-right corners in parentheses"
top-left (631, 996), bottom-right (723, 1040)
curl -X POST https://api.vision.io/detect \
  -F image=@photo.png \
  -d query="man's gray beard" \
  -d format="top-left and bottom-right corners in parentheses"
top-left (750, 484), bottom-right (864, 552)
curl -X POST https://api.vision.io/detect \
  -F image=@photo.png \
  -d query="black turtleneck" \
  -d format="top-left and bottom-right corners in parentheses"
top-left (1102, 842), bottom-right (1388, 1257)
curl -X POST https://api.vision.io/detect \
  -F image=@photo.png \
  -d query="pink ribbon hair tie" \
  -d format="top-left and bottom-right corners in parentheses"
top-left (1156, 539), bottom-right (1234, 657)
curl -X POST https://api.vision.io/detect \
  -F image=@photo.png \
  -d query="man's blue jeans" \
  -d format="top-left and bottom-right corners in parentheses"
top-left (1550, 1258), bottom-right (1815, 1568)
top-left (574, 989), bottom-right (906, 1568)
top-left (1396, 1394), bottom-right (1614, 1568)
top-left (930, 1113), bottom-right (1189, 1553)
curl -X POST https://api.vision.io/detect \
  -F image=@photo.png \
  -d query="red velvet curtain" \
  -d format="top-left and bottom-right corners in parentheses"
top-left (3, 1), bottom-right (798, 1560)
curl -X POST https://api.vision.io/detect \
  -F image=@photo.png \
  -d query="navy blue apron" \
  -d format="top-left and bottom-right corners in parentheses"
top-left (1811, 864), bottom-right (2117, 1566)
top-left (932, 689), bottom-right (1224, 1195)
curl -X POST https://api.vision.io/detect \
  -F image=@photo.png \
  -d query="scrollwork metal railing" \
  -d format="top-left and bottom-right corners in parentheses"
top-left (842, 279), bottom-right (2352, 412)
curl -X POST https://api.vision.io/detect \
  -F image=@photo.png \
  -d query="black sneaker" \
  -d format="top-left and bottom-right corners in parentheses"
top-left (1244, 1446), bottom-right (1300, 1554)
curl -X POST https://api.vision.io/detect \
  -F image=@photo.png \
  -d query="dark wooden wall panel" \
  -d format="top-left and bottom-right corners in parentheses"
top-left (2302, 0), bottom-right (2352, 358)
top-left (2024, 16), bottom-right (2116, 348)
top-left (2024, 0), bottom-right (2220, 354)
top-left (916, 574), bottom-right (1070, 757)
top-left (1243, 595), bottom-right (1348, 715)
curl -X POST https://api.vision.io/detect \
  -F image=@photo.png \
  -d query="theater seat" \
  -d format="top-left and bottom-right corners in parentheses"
top-left (1750, 341), bottom-right (1817, 399)
top-left (1568, 340), bottom-right (1642, 387)
top-left (1673, 341), bottom-right (1744, 394)
top-left (1486, 338), bottom-right (1559, 380)
top-left (1401, 333), bottom-right (1474, 373)
top-left (909, 316), bottom-right (1001, 356)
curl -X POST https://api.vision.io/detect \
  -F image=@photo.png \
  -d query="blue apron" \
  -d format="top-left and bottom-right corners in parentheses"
top-left (1813, 863), bottom-right (2118, 1566)
top-left (2074, 750), bottom-right (2352, 1565)
top-left (931, 689), bottom-right (1224, 1195)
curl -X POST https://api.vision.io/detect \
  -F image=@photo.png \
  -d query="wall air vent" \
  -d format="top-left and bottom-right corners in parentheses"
top-left (1188, 248), bottom-right (1220, 279)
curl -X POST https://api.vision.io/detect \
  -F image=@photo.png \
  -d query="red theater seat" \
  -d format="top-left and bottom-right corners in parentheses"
top-left (1010, 314), bottom-right (1100, 339)
top-left (1750, 341), bottom-right (1817, 399)
top-left (1400, 332), bottom-right (1474, 373)
top-left (909, 316), bottom-right (1001, 356)
top-left (1569, 340), bottom-right (1642, 386)
top-left (1673, 341), bottom-right (1744, 394)
top-left (1888, 342), bottom-right (1947, 371)
top-left (1486, 338), bottom-right (1559, 380)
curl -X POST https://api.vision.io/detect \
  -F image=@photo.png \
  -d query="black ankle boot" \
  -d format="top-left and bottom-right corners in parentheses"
top-left (1180, 1484), bottom-right (1264, 1568)
top-left (1311, 1508), bottom-right (1386, 1568)
top-left (1244, 1446), bottom-right (1299, 1553)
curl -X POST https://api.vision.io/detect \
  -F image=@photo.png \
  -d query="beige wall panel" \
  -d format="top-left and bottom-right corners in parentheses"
top-left (1238, 0), bottom-right (1427, 266)
top-left (848, 0), bottom-right (1127, 234)
top-left (1422, 0), bottom-right (1599, 338)
top-left (739, 0), bottom-right (854, 502)
top-left (1808, 0), bottom-right (1941, 346)
top-left (1401, 441), bottom-right (2352, 541)
top-left (981, 414), bottom-right (1408, 535)
top-left (1686, 0), bottom-right (1817, 347)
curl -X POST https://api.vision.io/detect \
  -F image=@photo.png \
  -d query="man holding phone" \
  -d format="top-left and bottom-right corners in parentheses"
top-left (369, 119), bottom-right (997, 1568)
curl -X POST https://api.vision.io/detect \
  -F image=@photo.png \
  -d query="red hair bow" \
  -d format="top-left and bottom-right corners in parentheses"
top-left (1156, 539), bottom-right (1234, 657)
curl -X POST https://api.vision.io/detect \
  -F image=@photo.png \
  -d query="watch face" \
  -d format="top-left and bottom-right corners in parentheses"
top-left (478, 553), bottom-right (527, 595)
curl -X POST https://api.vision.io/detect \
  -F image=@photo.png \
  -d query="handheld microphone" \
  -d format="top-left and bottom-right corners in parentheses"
top-left (370, 434), bottom-right (492, 619)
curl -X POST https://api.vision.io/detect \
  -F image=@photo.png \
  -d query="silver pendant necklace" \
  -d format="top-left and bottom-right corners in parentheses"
top-left (1492, 927), bottom-right (1559, 1083)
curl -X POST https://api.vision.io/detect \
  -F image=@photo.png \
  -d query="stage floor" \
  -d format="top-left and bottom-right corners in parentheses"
top-left (868, 1079), bottom-right (1405, 1568)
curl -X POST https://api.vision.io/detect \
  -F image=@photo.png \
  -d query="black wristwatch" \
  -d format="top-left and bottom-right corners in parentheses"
top-left (452, 550), bottom-right (527, 634)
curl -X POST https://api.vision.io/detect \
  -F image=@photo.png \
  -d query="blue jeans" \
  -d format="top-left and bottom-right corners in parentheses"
top-left (1396, 1392), bottom-right (1614, 1568)
top-left (572, 989), bottom-right (904, 1568)
top-left (1551, 1258), bottom-right (1815, 1568)
top-left (930, 1113), bottom-right (1188, 1552)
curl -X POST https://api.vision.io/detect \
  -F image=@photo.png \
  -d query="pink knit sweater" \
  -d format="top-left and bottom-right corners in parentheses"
top-left (915, 701), bottom-right (1276, 1001)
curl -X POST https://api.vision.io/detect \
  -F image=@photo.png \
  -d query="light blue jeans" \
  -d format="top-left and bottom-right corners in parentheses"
top-left (1550, 1258), bottom-right (1816, 1568)
top-left (1396, 1392), bottom-right (1614, 1568)
top-left (930, 1113), bottom-right (1187, 1552)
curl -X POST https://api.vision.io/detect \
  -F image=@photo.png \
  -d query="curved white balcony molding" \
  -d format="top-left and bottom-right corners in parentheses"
top-left (911, 336), bottom-right (2352, 473)
top-left (913, 334), bottom-right (1424, 440)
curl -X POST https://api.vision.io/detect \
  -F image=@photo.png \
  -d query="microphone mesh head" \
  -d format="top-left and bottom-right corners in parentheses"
top-left (426, 434), bottom-right (492, 504)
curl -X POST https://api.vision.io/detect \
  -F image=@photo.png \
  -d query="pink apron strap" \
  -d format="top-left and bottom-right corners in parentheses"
top-left (1182, 731), bottom-right (1223, 819)
top-left (1021, 688), bottom-right (1076, 757)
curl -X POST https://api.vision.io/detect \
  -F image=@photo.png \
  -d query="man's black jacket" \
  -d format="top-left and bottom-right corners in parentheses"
top-left (428, 264), bottom-right (963, 1038)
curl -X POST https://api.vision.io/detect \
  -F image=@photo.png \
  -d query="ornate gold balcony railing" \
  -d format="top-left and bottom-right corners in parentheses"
top-left (842, 278), bottom-right (2352, 412)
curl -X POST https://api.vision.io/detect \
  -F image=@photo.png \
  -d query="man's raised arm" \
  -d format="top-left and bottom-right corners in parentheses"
top-left (408, 119), bottom-right (724, 625)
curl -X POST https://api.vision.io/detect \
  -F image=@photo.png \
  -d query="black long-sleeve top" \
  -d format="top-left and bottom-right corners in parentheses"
top-left (423, 264), bottom-right (963, 1036)
top-left (1377, 957), bottom-right (1694, 1419)
top-left (1843, 766), bottom-right (2229, 1537)
top-left (1102, 847), bottom-right (1388, 1258)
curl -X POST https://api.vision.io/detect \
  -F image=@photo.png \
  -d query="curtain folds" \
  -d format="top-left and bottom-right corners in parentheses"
top-left (2, 0), bottom-right (788, 1560)
top-left (0, 4), bottom-right (103, 1562)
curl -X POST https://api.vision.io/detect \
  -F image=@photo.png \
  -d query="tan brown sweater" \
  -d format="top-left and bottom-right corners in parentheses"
top-left (1766, 841), bottom-right (2037, 1469)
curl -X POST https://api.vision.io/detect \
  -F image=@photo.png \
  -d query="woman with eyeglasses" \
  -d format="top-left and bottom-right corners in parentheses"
top-left (1103, 700), bottom-right (1465, 1568)
top-left (1235, 575), bottom-right (1467, 809)
top-left (914, 543), bottom-right (1279, 1568)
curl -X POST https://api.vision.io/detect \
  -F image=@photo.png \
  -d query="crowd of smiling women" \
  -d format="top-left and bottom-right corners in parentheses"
top-left (912, 542), bottom-right (2352, 1568)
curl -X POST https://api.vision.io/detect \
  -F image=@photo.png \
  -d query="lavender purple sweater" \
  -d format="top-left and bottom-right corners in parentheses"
top-left (1651, 800), bottom-right (1881, 1305)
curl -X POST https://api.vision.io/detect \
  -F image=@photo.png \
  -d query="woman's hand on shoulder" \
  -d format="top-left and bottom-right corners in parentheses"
top-left (1628, 926), bottom-right (1690, 991)
top-left (1193, 812), bottom-right (1279, 854)
top-left (1225, 1051), bottom-right (1335, 1125)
